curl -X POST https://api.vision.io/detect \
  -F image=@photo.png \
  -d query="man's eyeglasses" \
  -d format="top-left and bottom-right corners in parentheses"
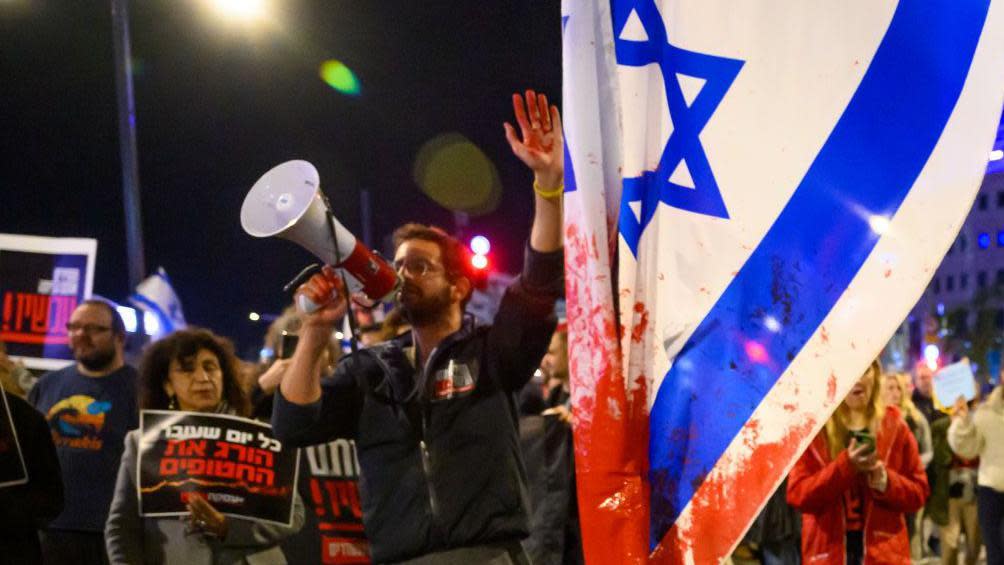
top-left (66, 323), bottom-right (112, 335)
top-left (393, 257), bottom-right (442, 278)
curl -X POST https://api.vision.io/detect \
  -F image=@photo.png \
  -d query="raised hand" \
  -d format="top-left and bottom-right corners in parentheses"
top-left (258, 358), bottom-right (292, 394)
top-left (952, 395), bottom-right (970, 420)
top-left (504, 89), bottom-right (564, 191)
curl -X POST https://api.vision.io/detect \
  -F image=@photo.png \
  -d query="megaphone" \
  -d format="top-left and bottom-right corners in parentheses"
top-left (241, 160), bottom-right (400, 309)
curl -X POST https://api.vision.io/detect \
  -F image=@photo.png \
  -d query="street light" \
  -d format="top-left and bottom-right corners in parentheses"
top-left (209, 0), bottom-right (268, 22)
top-left (109, 0), bottom-right (272, 318)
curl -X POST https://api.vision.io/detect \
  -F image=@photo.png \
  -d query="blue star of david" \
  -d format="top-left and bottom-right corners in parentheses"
top-left (614, 0), bottom-right (744, 255)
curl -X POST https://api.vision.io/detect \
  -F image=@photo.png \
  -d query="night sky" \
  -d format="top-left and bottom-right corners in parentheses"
top-left (1, 0), bottom-right (562, 354)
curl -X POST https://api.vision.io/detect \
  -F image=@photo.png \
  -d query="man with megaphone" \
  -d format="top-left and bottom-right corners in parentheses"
top-left (271, 90), bottom-right (564, 565)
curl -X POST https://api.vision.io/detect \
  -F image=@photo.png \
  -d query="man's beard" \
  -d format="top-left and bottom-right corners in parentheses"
top-left (77, 346), bottom-right (117, 373)
top-left (399, 285), bottom-right (452, 327)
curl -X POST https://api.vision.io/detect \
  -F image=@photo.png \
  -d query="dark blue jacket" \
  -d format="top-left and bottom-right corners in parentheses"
top-left (273, 246), bottom-right (562, 563)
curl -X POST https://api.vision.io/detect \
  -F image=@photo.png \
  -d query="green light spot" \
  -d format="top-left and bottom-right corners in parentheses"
top-left (413, 133), bottom-right (502, 216)
top-left (319, 60), bottom-right (360, 96)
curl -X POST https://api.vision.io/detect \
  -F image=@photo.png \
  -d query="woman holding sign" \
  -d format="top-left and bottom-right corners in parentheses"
top-left (788, 360), bottom-right (929, 565)
top-left (949, 382), bottom-right (1004, 565)
top-left (105, 328), bottom-right (304, 564)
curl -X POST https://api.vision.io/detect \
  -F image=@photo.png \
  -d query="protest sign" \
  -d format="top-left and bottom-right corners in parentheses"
top-left (0, 386), bottom-right (28, 488)
top-left (299, 439), bottom-right (370, 564)
top-left (933, 359), bottom-right (978, 406)
top-left (0, 234), bottom-right (97, 370)
top-left (138, 410), bottom-right (300, 527)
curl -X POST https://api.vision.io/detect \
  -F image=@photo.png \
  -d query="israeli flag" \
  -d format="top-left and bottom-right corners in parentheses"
top-left (563, 0), bottom-right (1004, 562)
top-left (129, 267), bottom-right (187, 336)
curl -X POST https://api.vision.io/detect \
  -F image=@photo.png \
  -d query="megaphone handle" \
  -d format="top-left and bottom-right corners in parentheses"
top-left (297, 293), bottom-right (322, 314)
top-left (322, 193), bottom-right (360, 356)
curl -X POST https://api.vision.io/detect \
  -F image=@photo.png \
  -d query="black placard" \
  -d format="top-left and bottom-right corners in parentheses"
top-left (138, 410), bottom-right (300, 527)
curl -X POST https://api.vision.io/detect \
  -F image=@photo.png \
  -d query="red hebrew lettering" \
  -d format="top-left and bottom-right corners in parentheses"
top-left (251, 448), bottom-right (273, 466)
top-left (160, 458), bottom-right (179, 475)
top-left (236, 463), bottom-right (256, 482)
top-left (214, 442), bottom-right (231, 459)
top-left (254, 468), bottom-right (275, 486)
top-left (164, 440), bottom-right (183, 456)
top-left (184, 458), bottom-right (206, 475)
top-left (311, 479), bottom-right (326, 518)
top-left (338, 481), bottom-right (363, 519)
top-left (2, 293), bottom-right (12, 332)
top-left (14, 293), bottom-right (27, 332)
top-left (216, 461), bottom-right (236, 478)
top-left (49, 296), bottom-right (76, 335)
top-left (322, 480), bottom-right (364, 519)
top-left (30, 295), bottom-right (49, 333)
top-left (185, 439), bottom-right (207, 457)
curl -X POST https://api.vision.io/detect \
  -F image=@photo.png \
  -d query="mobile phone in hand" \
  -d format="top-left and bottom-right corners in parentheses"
top-left (849, 430), bottom-right (875, 454)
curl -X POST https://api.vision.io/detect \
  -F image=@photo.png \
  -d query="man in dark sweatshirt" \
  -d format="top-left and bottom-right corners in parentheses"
top-left (273, 90), bottom-right (564, 564)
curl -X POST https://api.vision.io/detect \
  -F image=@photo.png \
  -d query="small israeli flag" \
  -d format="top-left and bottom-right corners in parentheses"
top-left (129, 267), bottom-right (187, 335)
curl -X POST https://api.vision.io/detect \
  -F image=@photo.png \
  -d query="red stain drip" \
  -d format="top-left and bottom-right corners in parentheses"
top-left (565, 219), bottom-right (649, 564)
top-left (630, 302), bottom-right (649, 343)
top-left (653, 417), bottom-right (818, 563)
top-left (827, 372), bottom-right (838, 402)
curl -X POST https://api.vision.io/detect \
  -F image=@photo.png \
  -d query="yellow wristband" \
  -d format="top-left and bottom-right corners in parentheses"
top-left (533, 180), bottom-right (564, 199)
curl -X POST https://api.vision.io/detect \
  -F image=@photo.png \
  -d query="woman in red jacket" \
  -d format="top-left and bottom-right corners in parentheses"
top-left (788, 360), bottom-right (929, 564)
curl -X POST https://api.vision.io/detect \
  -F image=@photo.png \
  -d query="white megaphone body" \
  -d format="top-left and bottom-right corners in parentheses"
top-left (241, 160), bottom-right (400, 310)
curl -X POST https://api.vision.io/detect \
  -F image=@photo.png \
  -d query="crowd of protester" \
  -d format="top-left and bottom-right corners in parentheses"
top-left (0, 89), bottom-right (575, 565)
top-left (2, 89), bottom-right (1004, 565)
top-left (7, 299), bottom-right (1004, 565)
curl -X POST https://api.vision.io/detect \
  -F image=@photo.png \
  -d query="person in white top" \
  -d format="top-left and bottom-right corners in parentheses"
top-left (948, 384), bottom-right (1004, 565)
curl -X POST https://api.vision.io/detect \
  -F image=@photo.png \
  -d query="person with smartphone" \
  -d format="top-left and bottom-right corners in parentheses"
top-left (788, 360), bottom-right (929, 565)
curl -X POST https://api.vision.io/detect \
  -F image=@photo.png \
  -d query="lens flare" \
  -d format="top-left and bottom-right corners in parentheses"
top-left (319, 60), bottom-right (361, 96)
top-left (413, 133), bottom-right (501, 216)
top-left (744, 340), bottom-right (769, 364)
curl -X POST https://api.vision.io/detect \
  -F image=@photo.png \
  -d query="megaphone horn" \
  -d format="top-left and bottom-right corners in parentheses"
top-left (241, 160), bottom-right (400, 303)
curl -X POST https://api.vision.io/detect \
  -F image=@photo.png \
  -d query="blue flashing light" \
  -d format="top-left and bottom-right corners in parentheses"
top-left (978, 232), bottom-right (991, 249)
top-left (997, 230), bottom-right (1004, 247)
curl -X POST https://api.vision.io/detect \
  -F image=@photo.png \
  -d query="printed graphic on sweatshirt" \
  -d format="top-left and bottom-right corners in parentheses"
top-left (46, 394), bottom-right (110, 450)
top-left (430, 360), bottom-right (475, 402)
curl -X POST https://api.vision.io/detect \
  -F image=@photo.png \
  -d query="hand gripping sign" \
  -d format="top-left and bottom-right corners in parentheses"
top-left (562, 0), bottom-right (1004, 562)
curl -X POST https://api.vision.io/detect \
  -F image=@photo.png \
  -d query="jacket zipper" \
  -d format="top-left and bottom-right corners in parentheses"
top-left (419, 345), bottom-right (443, 531)
top-left (420, 438), bottom-right (439, 517)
